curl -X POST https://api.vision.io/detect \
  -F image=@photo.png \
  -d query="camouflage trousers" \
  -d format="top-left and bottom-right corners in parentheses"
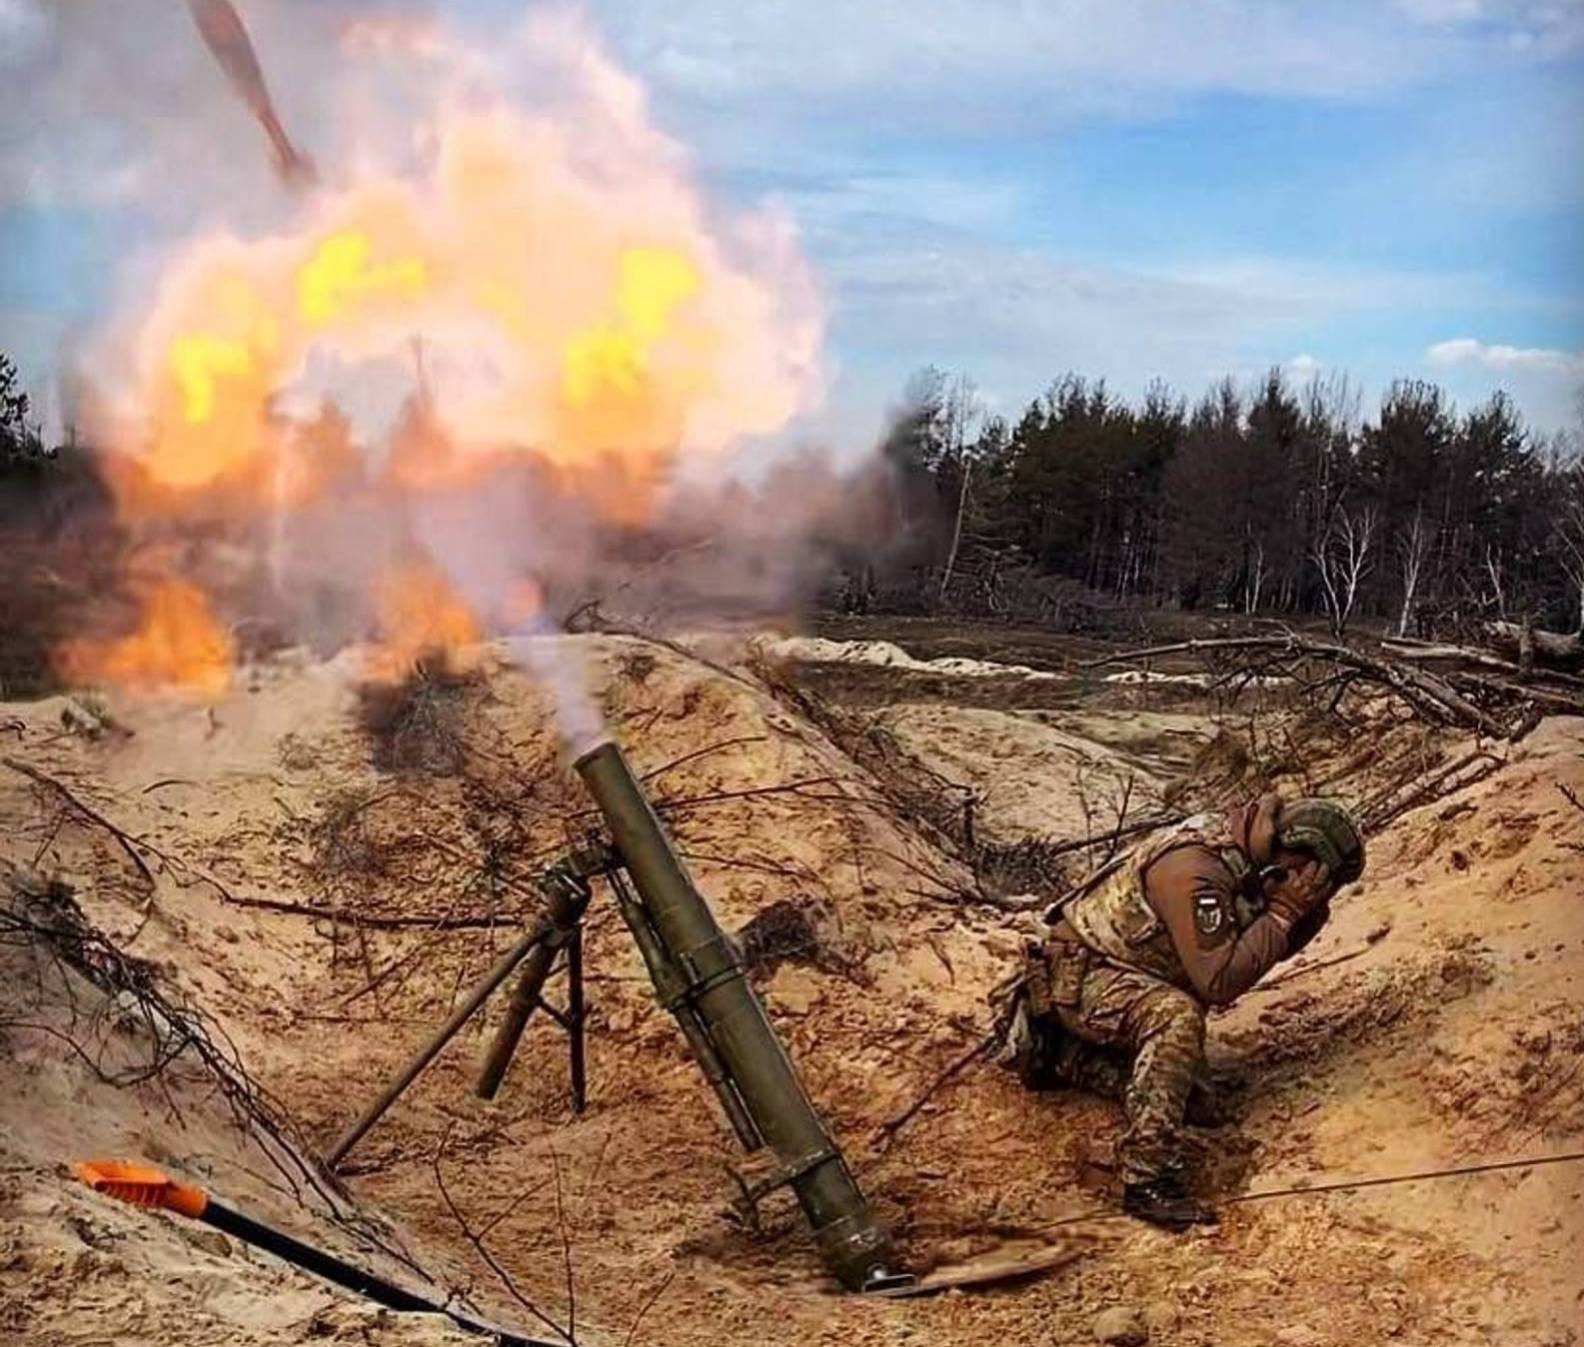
top-left (1050, 958), bottom-right (1207, 1187)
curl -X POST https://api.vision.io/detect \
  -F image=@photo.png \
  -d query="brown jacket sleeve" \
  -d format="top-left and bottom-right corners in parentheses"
top-left (1142, 845), bottom-right (1292, 1006)
top-left (1283, 899), bottom-right (1332, 959)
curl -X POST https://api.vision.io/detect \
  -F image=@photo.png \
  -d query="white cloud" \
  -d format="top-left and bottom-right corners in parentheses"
top-left (594, 0), bottom-right (1579, 142)
top-left (810, 237), bottom-right (1474, 435)
top-left (1427, 337), bottom-right (1584, 376)
top-left (1167, 258), bottom-right (1503, 312)
top-left (1421, 338), bottom-right (1584, 436)
top-left (796, 239), bottom-right (1582, 451)
top-left (1394, 0), bottom-right (1584, 55)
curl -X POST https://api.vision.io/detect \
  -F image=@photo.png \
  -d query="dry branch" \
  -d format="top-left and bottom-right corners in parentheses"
top-left (1043, 811), bottom-right (1186, 859)
top-left (1247, 945), bottom-right (1374, 994)
top-left (1082, 634), bottom-right (1563, 737)
top-left (1381, 639), bottom-right (1584, 688)
top-left (217, 892), bottom-right (514, 930)
top-left (872, 1029), bottom-right (1001, 1149)
top-left (1081, 636), bottom-right (1301, 668)
top-left (2, 875), bottom-right (441, 1287)
top-left (4, 756), bottom-right (155, 890)
top-left (1360, 750), bottom-right (1503, 832)
top-left (430, 1124), bottom-right (574, 1346)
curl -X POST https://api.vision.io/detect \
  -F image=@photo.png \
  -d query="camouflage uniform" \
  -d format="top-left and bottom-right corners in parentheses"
top-left (1023, 816), bottom-right (1260, 1186)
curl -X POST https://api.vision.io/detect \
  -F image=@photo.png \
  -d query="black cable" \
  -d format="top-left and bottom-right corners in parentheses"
top-left (1039, 1148), bottom-right (1584, 1230)
top-left (1225, 1148), bottom-right (1584, 1205)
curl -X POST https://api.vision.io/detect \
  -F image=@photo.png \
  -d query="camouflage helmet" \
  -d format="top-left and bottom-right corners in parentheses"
top-left (1278, 798), bottom-right (1366, 886)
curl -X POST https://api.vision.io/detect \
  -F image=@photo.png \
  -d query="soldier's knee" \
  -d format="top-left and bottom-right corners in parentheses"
top-left (1138, 990), bottom-right (1205, 1050)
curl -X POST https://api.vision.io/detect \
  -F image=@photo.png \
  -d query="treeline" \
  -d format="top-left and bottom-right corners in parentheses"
top-left (0, 353), bottom-right (47, 471)
top-left (862, 367), bottom-right (1584, 637)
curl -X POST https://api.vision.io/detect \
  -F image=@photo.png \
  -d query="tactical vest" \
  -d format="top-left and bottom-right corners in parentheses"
top-left (1060, 813), bottom-right (1255, 993)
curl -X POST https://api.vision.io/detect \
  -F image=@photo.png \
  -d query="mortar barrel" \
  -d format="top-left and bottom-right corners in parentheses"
top-left (574, 739), bottom-right (904, 1291)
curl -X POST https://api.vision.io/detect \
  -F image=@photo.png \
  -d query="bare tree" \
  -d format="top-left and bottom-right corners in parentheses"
top-left (1556, 459), bottom-right (1584, 634)
top-left (1483, 543), bottom-right (1514, 622)
top-left (1244, 539), bottom-right (1267, 615)
top-left (1394, 507), bottom-right (1435, 637)
top-left (1313, 502), bottom-right (1377, 638)
top-left (937, 373), bottom-right (983, 600)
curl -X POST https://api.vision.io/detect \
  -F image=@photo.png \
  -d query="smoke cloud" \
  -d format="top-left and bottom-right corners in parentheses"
top-left (5, 1), bottom-right (881, 701)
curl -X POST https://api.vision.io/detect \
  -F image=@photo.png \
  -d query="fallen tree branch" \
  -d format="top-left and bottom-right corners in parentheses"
top-left (1483, 621), bottom-right (1581, 669)
top-left (1043, 811), bottom-right (1186, 859)
top-left (1359, 749), bottom-right (1503, 832)
top-left (1080, 635), bottom-right (1303, 668)
top-left (1381, 639), bottom-right (1584, 690)
top-left (1083, 636), bottom-right (1516, 736)
top-left (1446, 670), bottom-right (1584, 716)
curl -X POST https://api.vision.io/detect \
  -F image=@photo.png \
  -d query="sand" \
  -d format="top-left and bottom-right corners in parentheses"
top-left (3, 631), bottom-right (1581, 1347)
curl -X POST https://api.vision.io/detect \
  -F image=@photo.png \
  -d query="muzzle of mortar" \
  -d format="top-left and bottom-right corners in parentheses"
top-left (573, 738), bottom-right (909, 1293)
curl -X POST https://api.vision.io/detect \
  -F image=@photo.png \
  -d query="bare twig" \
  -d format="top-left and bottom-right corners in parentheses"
top-left (872, 1029), bottom-right (1001, 1148)
top-left (1044, 812), bottom-right (1185, 859)
top-left (218, 892), bottom-right (513, 931)
top-left (547, 1143), bottom-right (576, 1346)
top-left (1247, 945), bottom-right (1374, 994)
top-left (650, 776), bottom-right (845, 813)
top-left (141, 777), bottom-right (198, 794)
top-left (559, 538), bottom-right (717, 631)
top-left (1360, 750), bottom-right (1502, 832)
top-left (621, 1270), bottom-right (677, 1347)
top-left (4, 757), bottom-right (155, 890)
top-left (1561, 784), bottom-right (1584, 854)
top-left (431, 1125), bottom-right (574, 1346)
top-left (638, 736), bottom-right (769, 785)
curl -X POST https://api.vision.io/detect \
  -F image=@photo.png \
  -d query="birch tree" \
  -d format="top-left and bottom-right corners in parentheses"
top-left (1394, 507), bottom-right (1435, 637)
top-left (1314, 503), bottom-right (1377, 638)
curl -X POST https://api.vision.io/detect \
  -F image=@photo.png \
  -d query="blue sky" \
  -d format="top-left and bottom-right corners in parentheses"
top-left (3, 0), bottom-right (1581, 445)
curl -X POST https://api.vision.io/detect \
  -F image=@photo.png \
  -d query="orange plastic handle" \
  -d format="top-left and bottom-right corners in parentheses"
top-left (74, 1160), bottom-right (209, 1220)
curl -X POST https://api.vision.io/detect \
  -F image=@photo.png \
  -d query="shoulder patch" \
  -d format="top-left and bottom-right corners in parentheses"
top-left (1193, 891), bottom-right (1228, 942)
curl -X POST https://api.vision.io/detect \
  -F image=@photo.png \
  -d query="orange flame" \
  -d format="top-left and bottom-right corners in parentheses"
top-left (69, 14), bottom-right (823, 697)
top-left (105, 96), bottom-right (815, 510)
top-left (367, 564), bottom-right (482, 680)
top-left (61, 579), bottom-right (234, 698)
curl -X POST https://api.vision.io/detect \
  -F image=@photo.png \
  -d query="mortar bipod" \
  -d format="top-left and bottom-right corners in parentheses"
top-left (473, 846), bottom-right (608, 1110)
top-left (473, 849), bottom-right (766, 1149)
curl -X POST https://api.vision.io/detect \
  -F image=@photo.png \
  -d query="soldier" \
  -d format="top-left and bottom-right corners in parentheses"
top-left (1003, 794), bottom-right (1366, 1229)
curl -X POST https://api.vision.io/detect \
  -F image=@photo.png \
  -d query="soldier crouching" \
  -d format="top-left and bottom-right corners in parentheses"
top-left (1002, 794), bottom-right (1366, 1229)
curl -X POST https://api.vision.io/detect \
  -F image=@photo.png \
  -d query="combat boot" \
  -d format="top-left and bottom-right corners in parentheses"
top-left (1122, 1174), bottom-right (1218, 1230)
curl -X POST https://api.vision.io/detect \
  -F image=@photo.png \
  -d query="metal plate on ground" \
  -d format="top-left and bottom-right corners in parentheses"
top-left (873, 1240), bottom-right (1086, 1298)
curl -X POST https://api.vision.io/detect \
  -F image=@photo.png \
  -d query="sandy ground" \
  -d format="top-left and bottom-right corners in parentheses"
top-left (3, 628), bottom-right (1581, 1347)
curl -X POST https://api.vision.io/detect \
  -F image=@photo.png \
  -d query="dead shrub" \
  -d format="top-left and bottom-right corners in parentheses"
top-left (358, 654), bottom-right (482, 776)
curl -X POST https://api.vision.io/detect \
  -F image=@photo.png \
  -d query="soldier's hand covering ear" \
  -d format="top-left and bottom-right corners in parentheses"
top-left (1246, 792), bottom-right (1284, 866)
top-left (1265, 860), bottom-right (1330, 930)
